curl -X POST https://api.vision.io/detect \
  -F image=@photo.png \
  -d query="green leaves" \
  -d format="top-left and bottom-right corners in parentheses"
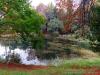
top-left (0, 0), bottom-right (46, 50)
top-left (90, 2), bottom-right (100, 41)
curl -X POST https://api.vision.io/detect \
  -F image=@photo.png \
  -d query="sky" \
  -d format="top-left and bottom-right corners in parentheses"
top-left (31, 0), bottom-right (56, 7)
top-left (30, 0), bottom-right (81, 9)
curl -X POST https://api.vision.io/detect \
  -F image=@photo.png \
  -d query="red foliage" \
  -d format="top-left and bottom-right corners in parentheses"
top-left (56, 0), bottom-right (74, 32)
top-left (56, 0), bottom-right (96, 32)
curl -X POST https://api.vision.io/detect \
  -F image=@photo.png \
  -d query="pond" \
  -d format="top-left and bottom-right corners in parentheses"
top-left (0, 44), bottom-right (48, 65)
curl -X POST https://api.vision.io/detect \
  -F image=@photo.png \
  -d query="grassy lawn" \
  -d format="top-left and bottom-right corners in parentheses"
top-left (0, 68), bottom-right (84, 75)
top-left (57, 57), bottom-right (100, 67)
top-left (0, 58), bottom-right (100, 75)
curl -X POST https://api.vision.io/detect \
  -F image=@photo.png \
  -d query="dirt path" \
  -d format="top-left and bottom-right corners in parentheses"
top-left (0, 63), bottom-right (100, 75)
top-left (0, 63), bottom-right (48, 70)
top-left (70, 66), bottom-right (100, 75)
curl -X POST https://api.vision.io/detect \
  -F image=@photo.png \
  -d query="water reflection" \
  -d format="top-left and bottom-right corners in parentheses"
top-left (0, 44), bottom-right (47, 65)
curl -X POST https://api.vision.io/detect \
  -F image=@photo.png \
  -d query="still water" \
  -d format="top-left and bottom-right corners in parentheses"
top-left (0, 45), bottom-right (47, 65)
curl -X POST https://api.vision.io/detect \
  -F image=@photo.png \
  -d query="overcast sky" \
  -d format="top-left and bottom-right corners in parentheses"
top-left (31, 0), bottom-right (81, 9)
top-left (31, 0), bottom-right (56, 7)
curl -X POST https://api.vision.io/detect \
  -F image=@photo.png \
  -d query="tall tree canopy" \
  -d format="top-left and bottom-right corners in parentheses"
top-left (56, 0), bottom-right (73, 32)
top-left (43, 3), bottom-right (64, 33)
top-left (0, 0), bottom-right (46, 50)
top-left (90, 0), bottom-right (100, 42)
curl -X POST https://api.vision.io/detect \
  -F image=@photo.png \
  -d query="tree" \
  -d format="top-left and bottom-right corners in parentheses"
top-left (91, 0), bottom-right (100, 41)
top-left (47, 18), bottom-right (64, 32)
top-left (36, 3), bottom-right (48, 17)
top-left (86, 0), bottom-right (100, 52)
top-left (45, 3), bottom-right (64, 33)
top-left (90, 0), bottom-right (100, 42)
top-left (0, 0), bottom-right (46, 50)
top-left (56, 0), bottom-right (73, 32)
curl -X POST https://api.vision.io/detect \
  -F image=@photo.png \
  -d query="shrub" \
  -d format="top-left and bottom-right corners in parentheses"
top-left (6, 53), bottom-right (21, 64)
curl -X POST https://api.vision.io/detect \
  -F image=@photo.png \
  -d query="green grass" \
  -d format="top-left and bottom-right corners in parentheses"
top-left (58, 57), bottom-right (100, 68)
top-left (0, 58), bottom-right (100, 75)
top-left (0, 68), bottom-right (84, 75)
top-left (49, 57), bottom-right (100, 67)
